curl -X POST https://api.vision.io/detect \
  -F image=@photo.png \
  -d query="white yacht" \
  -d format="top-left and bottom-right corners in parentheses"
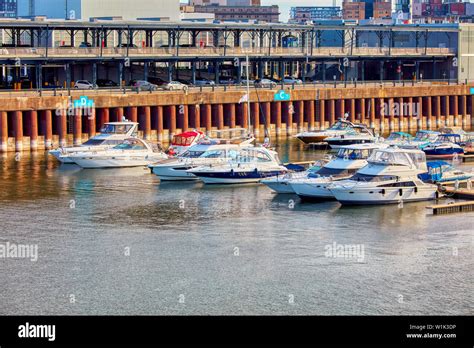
top-left (295, 119), bottom-right (359, 145)
top-left (328, 148), bottom-right (439, 205)
top-left (325, 124), bottom-right (378, 149)
top-left (150, 136), bottom-right (255, 181)
top-left (289, 144), bottom-right (386, 200)
top-left (69, 138), bottom-right (168, 169)
top-left (188, 147), bottom-right (288, 184)
top-left (168, 130), bottom-right (206, 156)
top-left (261, 159), bottom-right (329, 194)
top-left (49, 122), bottom-right (139, 164)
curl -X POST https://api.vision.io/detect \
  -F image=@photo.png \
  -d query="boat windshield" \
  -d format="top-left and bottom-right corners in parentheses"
top-left (414, 132), bottom-right (436, 141)
top-left (387, 133), bottom-right (411, 141)
top-left (368, 151), bottom-right (413, 167)
top-left (336, 148), bottom-right (372, 160)
top-left (200, 150), bottom-right (232, 159)
top-left (436, 134), bottom-right (461, 143)
top-left (236, 149), bottom-right (273, 163)
top-left (180, 150), bottom-right (206, 158)
top-left (113, 140), bottom-right (147, 151)
top-left (315, 167), bottom-right (358, 177)
top-left (82, 139), bottom-right (105, 146)
top-left (350, 173), bottom-right (400, 182)
top-left (328, 121), bottom-right (351, 131)
top-left (100, 124), bottom-right (133, 135)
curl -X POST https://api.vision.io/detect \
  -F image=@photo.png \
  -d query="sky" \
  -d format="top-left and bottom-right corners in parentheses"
top-left (261, 0), bottom-right (341, 22)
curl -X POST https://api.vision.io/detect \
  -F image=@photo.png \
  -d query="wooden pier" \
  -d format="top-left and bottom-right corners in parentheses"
top-left (444, 187), bottom-right (474, 200)
top-left (427, 201), bottom-right (474, 215)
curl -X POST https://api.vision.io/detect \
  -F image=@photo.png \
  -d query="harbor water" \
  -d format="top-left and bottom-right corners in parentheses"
top-left (0, 139), bottom-right (473, 315)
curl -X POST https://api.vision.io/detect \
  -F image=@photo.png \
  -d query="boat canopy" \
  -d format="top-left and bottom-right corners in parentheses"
top-left (387, 132), bottom-right (413, 140)
top-left (426, 161), bottom-right (451, 169)
top-left (368, 149), bottom-right (427, 171)
top-left (336, 147), bottom-right (374, 160)
top-left (436, 134), bottom-right (462, 143)
top-left (100, 123), bottom-right (136, 135)
top-left (172, 131), bottom-right (204, 146)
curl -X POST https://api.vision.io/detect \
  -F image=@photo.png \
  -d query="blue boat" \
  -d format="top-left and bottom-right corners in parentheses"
top-left (419, 161), bottom-right (474, 183)
top-left (422, 134), bottom-right (465, 159)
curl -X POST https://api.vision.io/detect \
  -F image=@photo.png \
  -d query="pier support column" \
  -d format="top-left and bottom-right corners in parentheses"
top-left (426, 96), bottom-right (432, 130)
top-left (251, 102), bottom-right (260, 136)
top-left (29, 111), bottom-right (38, 151)
top-left (262, 102), bottom-right (271, 133)
top-left (461, 95), bottom-right (468, 128)
top-left (73, 109), bottom-right (82, 146)
top-left (388, 98), bottom-right (395, 131)
top-left (338, 99), bottom-right (345, 118)
top-left (305, 100), bottom-right (315, 131)
top-left (417, 97), bottom-right (423, 130)
top-left (43, 110), bottom-right (52, 150)
top-left (203, 104), bottom-right (212, 135)
top-left (13, 111), bottom-right (23, 152)
top-left (407, 97), bottom-right (414, 131)
top-left (152, 106), bottom-right (163, 142)
top-left (444, 95), bottom-right (450, 127)
top-left (58, 110), bottom-right (67, 147)
top-left (88, 109), bottom-right (96, 138)
top-left (453, 95), bottom-right (459, 126)
top-left (113, 107), bottom-right (124, 122)
top-left (240, 103), bottom-right (249, 131)
top-left (369, 98), bottom-right (375, 129)
top-left (329, 99), bottom-right (336, 126)
top-left (295, 100), bottom-right (304, 132)
top-left (272, 102), bottom-right (282, 135)
top-left (215, 104), bottom-right (224, 132)
top-left (179, 104), bottom-right (189, 132)
top-left (397, 97), bottom-right (404, 130)
top-left (319, 100), bottom-right (326, 130)
top-left (349, 99), bottom-right (356, 123)
top-left (283, 101), bottom-right (292, 135)
top-left (379, 98), bottom-right (385, 133)
top-left (225, 104), bottom-right (236, 131)
top-left (435, 96), bottom-right (441, 128)
top-left (140, 106), bottom-right (151, 140)
top-left (127, 106), bottom-right (138, 123)
top-left (189, 105), bottom-right (200, 131)
top-left (360, 99), bottom-right (366, 125)
top-left (0, 111), bottom-right (7, 152)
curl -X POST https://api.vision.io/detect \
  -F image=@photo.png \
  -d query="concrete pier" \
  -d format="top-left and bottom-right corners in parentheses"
top-left (0, 83), bottom-right (473, 152)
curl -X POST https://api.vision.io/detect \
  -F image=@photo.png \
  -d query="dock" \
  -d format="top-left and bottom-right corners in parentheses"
top-left (462, 154), bottom-right (474, 162)
top-left (444, 186), bottom-right (474, 200)
top-left (427, 201), bottom-right (474, 215)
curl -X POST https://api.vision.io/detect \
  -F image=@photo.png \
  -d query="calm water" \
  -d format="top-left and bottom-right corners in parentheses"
top-left (0, 139), bottom-right (473, 315)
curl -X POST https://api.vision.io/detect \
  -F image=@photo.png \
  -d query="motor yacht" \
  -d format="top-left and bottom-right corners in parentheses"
top-left (69, 138), bottom-right (168, 169)
top-left (149, 136), bottom-right (255, 181)
top-left (422, 134), bottom-right (465, 159)
top-left (295, 119), bottom-right (359, 145)
top-left (188, 147), bottom-right (288, 184)
top-left (328, 148), bottom-right (439, 205)
top-left (49, 122), bottom-right (139, 164)
top-left (325, 124), bottom-right (378, 149)
top-left (289, 144), bottom-right (387, 200)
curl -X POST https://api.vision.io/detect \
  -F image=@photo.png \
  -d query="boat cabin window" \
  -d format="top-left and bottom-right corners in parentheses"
top-left (82, 139), bottom-right (105, 146)
top-left (238, 149), bottom-right (272, 163)
top-left (315, 167), bottom-right (359, 177)
top-left (113, 140), bottom-right (147, 151)
top-left (102, 140), bottom-right (124, 146)
top-left (200, 150), bottom-right (228, 159)
top-left (100, 124), bottom-right (133, 135)
top-left (350, 173), bottom-right (399, 182)
top-left (369, 151), bottom-right (414, 167)
top-left (378, 181), bottom-right (416, 188)
top-left (387, 133), bottom-right (411, 141)
top-left (181, 151), bottom-right (206, 158)
top-left (336, 148), bottom-right (372, 160)
top-left (436, 134), bottom-right (461, 143)
top-left (415, 132), bottom-right (437, 141)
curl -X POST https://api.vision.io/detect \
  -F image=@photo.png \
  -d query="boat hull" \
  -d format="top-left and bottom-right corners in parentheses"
top-left (152, 166), bottom-right (199, 181)
top-left (49, 150), bottom-right (76, 164)
top-left (73, 156), bottom-right (162, 169)
top-left (327, 139), bottom-right (375, 149)
top-left (261, 179), bottom-right (295, 193)
top-left (296, 135), bottom-right (329, 145)
top-left (194, 170), bottom-right (287, 185)
top-left (291, 181), bottom-right (334, 200)
top-left (331, 186), bottom-right (439, 205)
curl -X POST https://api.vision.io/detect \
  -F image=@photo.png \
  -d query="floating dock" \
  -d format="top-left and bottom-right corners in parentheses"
top-left (427, 201), bottom-right (474, 215)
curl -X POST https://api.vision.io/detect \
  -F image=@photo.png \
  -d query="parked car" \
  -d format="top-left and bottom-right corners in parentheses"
top-left (96, 79), bottom-right (118, 87)
top-left (162, 81), bottom-right (188, 91)
top-left (219, 77), bottom-right (236, 85)
top-left (117, 43), bottom-right (138, 48)
top-left (282, 76), bottom-right (303, 84)
top-left (254, 78), bottom-right (277, 88)
top-left (194, 78), bottom-right (215, 86)
top-left (79, 42), bottom-right (92, 48)
top-left (132, 80), bottom-right (158, 91)
top-left (74, 80), bottom-right (97, 89)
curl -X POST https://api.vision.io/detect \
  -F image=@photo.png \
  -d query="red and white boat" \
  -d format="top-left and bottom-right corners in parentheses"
top-left (168, 130), bottom-right (206, 156)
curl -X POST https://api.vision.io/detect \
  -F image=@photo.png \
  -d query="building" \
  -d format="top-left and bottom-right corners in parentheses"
top-left (0, 0), bottom-right (17, 18)
top-left (343, 1), bottom-right (366, 20)
top-left (190, 0), bottom-right (260, 5)
top-left (192, 4), bottom-right (279, 22)
top-left (290, 6), bottom-right (342, 23)
top-left (373, 1), bottom-right (391, 19)
top-left (17, 0), bottom-right (180, 21)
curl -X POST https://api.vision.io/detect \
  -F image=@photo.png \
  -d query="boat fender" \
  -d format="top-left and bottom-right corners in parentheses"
top-left (414, 187), bottom-right (418, 194)
top-left (380, 189), bottom-right (386, 195)
top-left (399, 189), bottom-right (403, 196)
